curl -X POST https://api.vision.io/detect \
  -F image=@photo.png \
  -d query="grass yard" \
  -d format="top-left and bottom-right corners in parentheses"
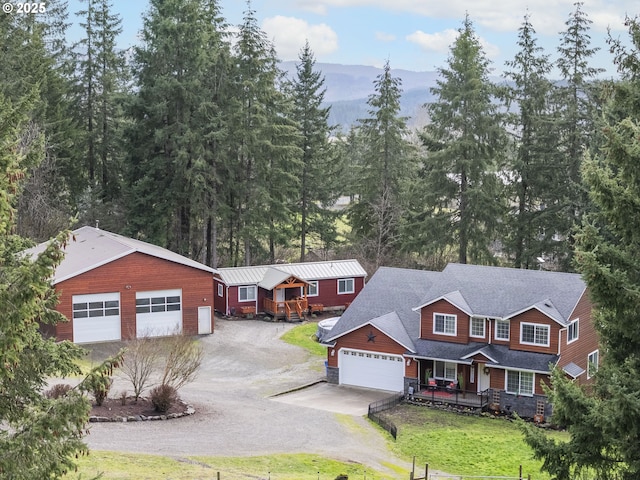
top-left (280, 321), bottom-right (327, 357)
top-left (385, 404), bottom-right (568, 479)
top-left (71, 452), bottom-right (398, 479)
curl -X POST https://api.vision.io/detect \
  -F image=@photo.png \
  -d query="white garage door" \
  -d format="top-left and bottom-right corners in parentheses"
top-left (339, 349), bottom-right (405, 392)
top-left (72, 293), bottom-right (121, 344)
top-left (135, 289), bottom-right (182, 337)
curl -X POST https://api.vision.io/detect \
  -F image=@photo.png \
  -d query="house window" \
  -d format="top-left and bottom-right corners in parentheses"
top-left (568, 319), bottom-right (579, 343)
top-left (217, 284), bottom-right (223, 297)
top-left (337, 278), bottom-right (354, 294)
top-left (435, 361), bottom-right (457, 381)
top-left (238, 285), bottom-right (257, 302)
top-left (506, 370), bottom-right (534, 396)
top-left (588, 350), bottom-right (599, 378)
top-left (434, 313), bottom-right (456, 336)
top-left (495, 319), bottom-right (510, 340)
top-left (73, 299), bottom-right (120, 319)
top-left (303, 281), bottom-right (318, 297)
top-left (470, 317), bottom-right (485, 337)
top-left (520, 322), bottom-right (550, 346)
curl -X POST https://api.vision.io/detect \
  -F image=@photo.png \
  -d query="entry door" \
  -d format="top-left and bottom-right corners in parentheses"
top-left (276, 289), bottom-right (285, 302)
top-left (198, 306), bottom-right (212, 334)
top-left (478, 364), bottom-right (491, 393)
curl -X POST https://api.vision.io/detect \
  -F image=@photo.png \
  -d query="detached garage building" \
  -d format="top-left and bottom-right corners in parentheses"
top-left (28, 226), bottom-right (216, 344)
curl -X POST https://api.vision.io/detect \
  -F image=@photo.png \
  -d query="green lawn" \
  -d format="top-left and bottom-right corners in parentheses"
top-left (385, 405), bottom-right (568, 479)
top-left (71, 452), bottom-right (398, 479)
top-left (280, 321), bottom-right (327, 357)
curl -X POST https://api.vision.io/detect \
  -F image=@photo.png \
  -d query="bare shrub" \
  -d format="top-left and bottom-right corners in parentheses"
top-left (120, 335), bottom-right (161, 401)
top-left (45, 384), bottom-right (72, 399)
top-left (159, 334), bottom-right (203, 391)
top-left (150, 384), bottom-right (178, 413)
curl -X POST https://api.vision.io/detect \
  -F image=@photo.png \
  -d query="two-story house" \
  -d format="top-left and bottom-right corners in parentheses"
top-left (322, 264), bottom-right (599, 419)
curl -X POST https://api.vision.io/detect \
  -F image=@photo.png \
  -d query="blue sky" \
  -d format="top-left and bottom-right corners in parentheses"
top-left (68, 0), bottom-right (635, 77)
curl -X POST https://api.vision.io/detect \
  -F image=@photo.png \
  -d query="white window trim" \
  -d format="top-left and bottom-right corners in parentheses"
top-left (238, 285), bottom-right (257, 302)
top-left (567, 318), bottom-right (579, 344)
top-left (470, 317), bottom-right (486, 338)
top-left (587, 350), bottom-right (599, 379)
top-left (495, 319), bottom-right (510, 341)
top-left (217, 283), bottom-right (223, 297)
top-left (303, 280), bottom-right (319, 297)
top-left (505, 370), bottom-right (535, 396)
top-left (337, 278), bottom-right (355, 295)
top-left (520, 322), bottom-right (550, 347)
top-left (433, 312), bottom-right (457, 336)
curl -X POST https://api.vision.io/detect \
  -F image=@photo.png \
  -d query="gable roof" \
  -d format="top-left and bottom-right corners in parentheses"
top-left (415, 263), bottom-right (585, 326)
top-left (324, 266), bottom-right (441, 349)
top-left (25, 226), bottom-right (215, 284)
top-left (258, 268), bottom-right (308, 290)
top-left (217, 259), bottom-right (367, 287)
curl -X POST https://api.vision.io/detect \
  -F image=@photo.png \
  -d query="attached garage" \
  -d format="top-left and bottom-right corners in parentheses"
top-left (72, 293), bottom-right (121, 344)
top-left (339, 348), bottom-right (405, 392)
top-left (135, 289), bottom-right (182, 337)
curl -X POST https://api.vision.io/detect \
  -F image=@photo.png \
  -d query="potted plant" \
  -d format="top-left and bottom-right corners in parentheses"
top-left (457, 372), bottom-right (466, 397)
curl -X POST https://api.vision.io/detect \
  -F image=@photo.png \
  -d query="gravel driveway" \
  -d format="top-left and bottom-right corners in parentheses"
top-left (84, 318), bottom-right (411, 477)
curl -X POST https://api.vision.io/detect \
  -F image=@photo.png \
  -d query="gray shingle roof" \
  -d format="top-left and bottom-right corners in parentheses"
top-left (24, 226), bottom-right (215, 284)
top-left (327, 263), bottom-right (585, 369)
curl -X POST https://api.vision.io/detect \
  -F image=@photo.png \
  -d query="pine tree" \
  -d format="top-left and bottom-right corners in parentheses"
top-left (501, 14), bottom-right (559, 268)
top-left (0, 92), bottom-right (123, 479)
top-left (349, 60), bottom-right (414, 268)
top-left (520, 18), bottom-right (640, 480)
top-left (410, 16), bottom-right (506, 264)
top-left (289, 42), bottom-right (340, 261)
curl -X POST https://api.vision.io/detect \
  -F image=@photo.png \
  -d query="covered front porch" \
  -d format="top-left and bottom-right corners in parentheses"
top-left (261, 273), bottom-right (310, 321)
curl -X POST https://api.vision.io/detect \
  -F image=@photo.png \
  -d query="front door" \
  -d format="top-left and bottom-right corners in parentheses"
top-left (478, 363), bottom-right (491, 393)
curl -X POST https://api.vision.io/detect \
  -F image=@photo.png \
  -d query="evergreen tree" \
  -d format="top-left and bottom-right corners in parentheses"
top-left (409, 16), bottom-right (506, 265)
top-left (226, 4), bottom-right (301, 265)
top-left (520, 18), bottom-right (640, 480)
top-left (0, 91), bottom-right (122, 479)
top-left (552, 1), bottom-right (605, 269)
top-left (289, 42), bottom-right (340, 261)
top-left (348, 60), bottom-right (414, 268)
top-left (501, 14), bottom-right (559, 268)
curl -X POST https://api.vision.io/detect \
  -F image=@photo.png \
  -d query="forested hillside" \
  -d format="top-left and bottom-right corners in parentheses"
top-left (2, 0), bottom-right (637, 274)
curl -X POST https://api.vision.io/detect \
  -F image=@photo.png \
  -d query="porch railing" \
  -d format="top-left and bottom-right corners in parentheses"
top-left (263, 298), bottom-right (308, 319)
top-left (411, 384), bottom-right (491, 409)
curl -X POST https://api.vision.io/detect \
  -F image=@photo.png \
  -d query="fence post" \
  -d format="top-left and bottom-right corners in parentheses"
top-left (425, 463), bottom-right (429, 479)
top-left (519, 464), bottom-right (523, 480)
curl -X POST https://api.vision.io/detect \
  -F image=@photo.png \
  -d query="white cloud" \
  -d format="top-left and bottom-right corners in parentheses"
top-left (262, 15), bottom-right (339, 60)
top-left (406, 29), bottom-right (458, 53)
top-left (376, 31), bottom-right (396, 42)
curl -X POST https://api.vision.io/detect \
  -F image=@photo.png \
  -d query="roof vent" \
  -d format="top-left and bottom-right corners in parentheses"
top-left (544, 302), bottom-right (552, 308)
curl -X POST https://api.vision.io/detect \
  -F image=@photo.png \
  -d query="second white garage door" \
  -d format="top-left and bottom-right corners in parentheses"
top-left (135, 289), bottom-right (182, 337)
top-left (339, 349), bottom-right (405, 392)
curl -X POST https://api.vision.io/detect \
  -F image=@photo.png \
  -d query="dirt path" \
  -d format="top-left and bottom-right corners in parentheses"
top-left (83, 319), bottom-right (411, 477)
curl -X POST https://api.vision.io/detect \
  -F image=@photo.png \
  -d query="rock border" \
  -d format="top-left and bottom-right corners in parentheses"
top-left (89, 401), bottom-right (195, 423)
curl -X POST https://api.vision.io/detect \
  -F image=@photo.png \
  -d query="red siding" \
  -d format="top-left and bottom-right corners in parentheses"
top-left (328, 325), bottom-right (407, 372)
top-left (557, 290), bottom-right (598, 385)
top-left (420, 299), bottom-right (470, 344)
top-left (213, 276), bottom-right (227, 315)
top-left (55, 252), bottom-right (214, 342)
top-left (509, 308), bottom-right (560, 354)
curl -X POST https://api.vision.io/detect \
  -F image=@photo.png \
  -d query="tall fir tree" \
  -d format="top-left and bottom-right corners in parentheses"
top-left (289, 42), bottom-right (340, 261)
top-left (501, 14), bottom-right (560, 269)
top-left (408, 16), bottom-right (506, 265)
top-left (552, 1), bottom-right (605, 269)
top-left (349, 60), bottom-right (414, 268)
top-left (226, 3), bottom-right (301, 265)
top-left (520, 18), bottom-right (640, 480)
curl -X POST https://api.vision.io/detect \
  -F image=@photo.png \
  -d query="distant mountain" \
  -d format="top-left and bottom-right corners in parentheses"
top-left (280, 62), bottom-right (439, 130)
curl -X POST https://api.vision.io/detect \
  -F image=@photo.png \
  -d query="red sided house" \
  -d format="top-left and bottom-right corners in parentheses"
top-left (27, 226), bottom-right (216, 344)
top-left (214, 260), bottom-right (367, 321)
top-left (322, 264), bottom-right (599, 420)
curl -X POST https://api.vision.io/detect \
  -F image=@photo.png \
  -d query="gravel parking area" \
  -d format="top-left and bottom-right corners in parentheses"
top-left (83, 318), bottom-right (411, 476)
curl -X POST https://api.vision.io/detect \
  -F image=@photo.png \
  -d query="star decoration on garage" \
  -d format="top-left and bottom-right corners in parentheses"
top-left (367, 331), bottom-right (376, 342)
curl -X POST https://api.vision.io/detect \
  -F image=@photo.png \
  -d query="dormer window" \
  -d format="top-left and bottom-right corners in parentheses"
top-left (520, 322), bottom-right (550, 347)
